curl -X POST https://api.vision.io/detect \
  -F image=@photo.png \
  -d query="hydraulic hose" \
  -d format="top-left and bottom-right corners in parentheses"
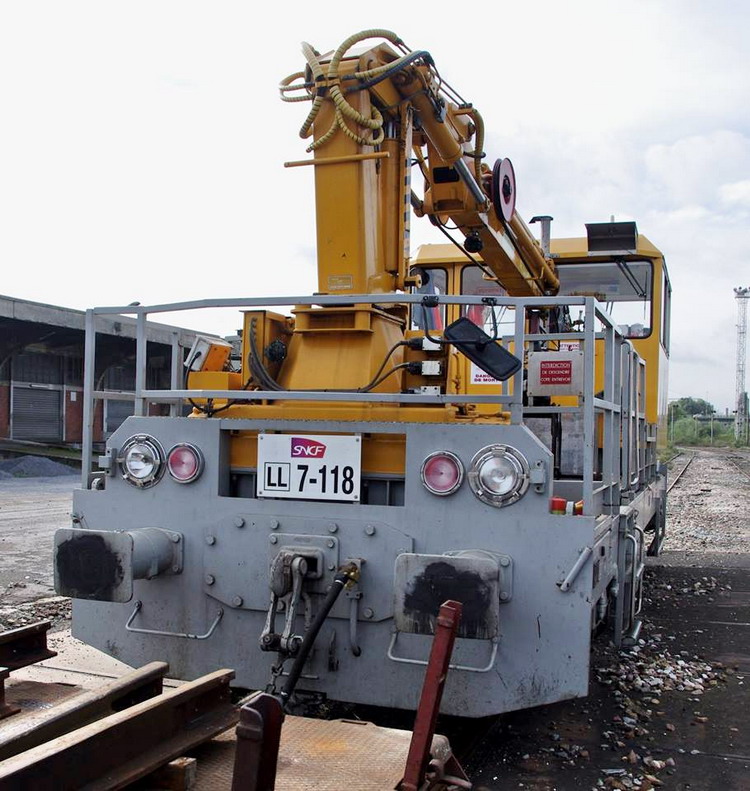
top-left (278, 71), bottom-right (313, 102)
top-left (467, 108), bottom-right (486, 184)
top-left (279, 570), bottom-right (351, 709)
top-left (326, 29), bottom-right (404, 76)
top-left (248, 317), bottom-right (408, 394)
top-left (286, 30), bottom-right (415, 151)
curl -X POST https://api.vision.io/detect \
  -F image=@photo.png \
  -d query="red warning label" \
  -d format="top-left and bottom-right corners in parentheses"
top-left (539, 359), bottom-right (573, 385)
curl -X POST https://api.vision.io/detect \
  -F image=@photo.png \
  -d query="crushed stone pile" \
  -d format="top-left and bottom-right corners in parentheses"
top-left (0, 595), bottom-right (71, 631)
top-left (597, 640), bottom-right (722, 696)
top-left (0, 455), bottom-right (77, 478)
top-left (590, 629), bottom-right (729, 790)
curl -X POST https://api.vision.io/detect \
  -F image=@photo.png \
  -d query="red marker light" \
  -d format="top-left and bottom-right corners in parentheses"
top-left (420, 452), bottom-right (464, 496)
top-left (167, 444), bottom-right (204, 484)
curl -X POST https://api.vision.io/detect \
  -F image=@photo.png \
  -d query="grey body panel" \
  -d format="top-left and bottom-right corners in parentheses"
top-left (70, 415), bottom-right (617, 717)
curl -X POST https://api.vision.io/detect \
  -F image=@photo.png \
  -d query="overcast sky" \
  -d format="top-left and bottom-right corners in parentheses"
top-left (1, 1), bottom-right (748, 411)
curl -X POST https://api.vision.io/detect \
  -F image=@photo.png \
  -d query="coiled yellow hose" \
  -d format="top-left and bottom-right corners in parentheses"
top-left (280, 29), bottom-right (411, 152)
top-left (468, 109), bottom-right (485, 183)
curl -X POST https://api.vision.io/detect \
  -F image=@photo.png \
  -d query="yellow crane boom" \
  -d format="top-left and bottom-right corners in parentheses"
top-left (280, 29), bottom-right (558, 298)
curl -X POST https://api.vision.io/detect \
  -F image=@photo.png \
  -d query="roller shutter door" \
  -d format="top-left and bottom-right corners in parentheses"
top-left (11, 386), bottom-right (63, 442)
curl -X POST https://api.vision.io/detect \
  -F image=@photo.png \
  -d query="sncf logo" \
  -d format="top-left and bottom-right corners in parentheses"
top-left (291, 437), bottom-right (327, 458)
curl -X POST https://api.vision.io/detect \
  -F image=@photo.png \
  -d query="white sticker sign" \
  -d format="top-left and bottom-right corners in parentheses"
top-left (257, 433), bottom-right (361, 502)
top-left (470, 362), bottom-right (501, 385)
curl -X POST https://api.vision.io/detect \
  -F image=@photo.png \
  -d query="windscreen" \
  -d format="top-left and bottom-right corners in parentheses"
top-left (461, 265), bottom-right (508, 332)
top-left (556, 260), bottom-right (653, 338)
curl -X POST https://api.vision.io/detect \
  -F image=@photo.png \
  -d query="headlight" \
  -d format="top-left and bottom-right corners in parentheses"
top-left (167, 443), bottom-right (204, 484)
top-left (420, 451), bottom-right (464, 496)
top-left (119, 435), bottom-right (165, 488)
top-left (468, 444), bottom-right (529, 507)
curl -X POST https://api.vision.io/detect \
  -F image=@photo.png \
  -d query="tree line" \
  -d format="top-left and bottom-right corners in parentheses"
top-left (668, 397), bottom-right (743, 447)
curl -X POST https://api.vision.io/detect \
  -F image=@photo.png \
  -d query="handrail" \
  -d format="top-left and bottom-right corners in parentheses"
top-left (387, 631), bottom-right (499, 674)
top-left (87, 293), bottom-right (589, 315)
top-left (80, 290), bottom-right (648, 519)
top-left (125, 601), bottom-right (224, 640)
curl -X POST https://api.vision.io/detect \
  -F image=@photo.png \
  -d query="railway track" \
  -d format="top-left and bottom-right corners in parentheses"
top-left (667, 448), bottom-right (750, 494)
top-left (667, 452), bottom-right (695, 492)
top-left (727, 452), bottom-right (750, 483)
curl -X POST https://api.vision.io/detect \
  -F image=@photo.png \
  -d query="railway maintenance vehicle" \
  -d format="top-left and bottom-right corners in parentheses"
top-left (53, 29), bottom-right (671, 719)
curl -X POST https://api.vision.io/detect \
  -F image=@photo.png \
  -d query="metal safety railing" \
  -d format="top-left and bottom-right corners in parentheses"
top-left (80, 293), bottom-right (650, 516)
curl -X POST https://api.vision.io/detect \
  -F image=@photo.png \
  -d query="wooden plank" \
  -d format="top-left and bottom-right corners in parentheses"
top-left (137, 757), bottom-right (197, 790)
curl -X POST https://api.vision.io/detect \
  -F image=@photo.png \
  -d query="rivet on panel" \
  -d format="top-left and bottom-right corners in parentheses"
top-left (171, 565), bottom-right (180, 573)
top-left (205, 574), bottom-right (215, 585)
top-left (234, 517), bottom-right (245, 528)
top-left (270, 535), bottom-right (278, 544)
top-left (269, 519), bottom-right (280, 530)
top-left (365, 525), bottom-right (376, 536)
top-left (327, 523), bottom-right (338, 534)
top-left (327, 562), bottom-right (335, 571)
top-left (232, 596), bottom-right (244, 607)
top-left (205, 535), bottom-right (216, 546)
top-left (500, 557), bottom-right (510, 567)
top-left (363, 608), bottom-right (374, 619)
top-left (170, 533), bottom-right (181, 543)
top-left (500, 591), bottom-right (510, 601)
top-left (326, 538), bottom-right (335, 548)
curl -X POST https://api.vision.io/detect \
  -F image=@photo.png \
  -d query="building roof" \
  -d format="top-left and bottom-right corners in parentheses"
top-left (0, 294), bottom-right (205, 363)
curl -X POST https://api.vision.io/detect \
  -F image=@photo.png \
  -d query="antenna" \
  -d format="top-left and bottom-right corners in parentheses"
top-left (735, 286), bottom-right (750, 443)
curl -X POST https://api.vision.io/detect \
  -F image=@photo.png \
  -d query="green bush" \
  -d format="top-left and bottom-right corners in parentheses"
top-left (670, 416), bottom-right (736, 447)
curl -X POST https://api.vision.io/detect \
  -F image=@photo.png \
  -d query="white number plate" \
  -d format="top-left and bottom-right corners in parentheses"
top-left (256, 433), bottom-right (361, 502)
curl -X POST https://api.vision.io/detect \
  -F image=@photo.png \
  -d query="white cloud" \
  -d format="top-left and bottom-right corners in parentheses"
top-left (720, 180), bottom-right (750, 208)
top-left (644, 131), bottom-right (750, 208)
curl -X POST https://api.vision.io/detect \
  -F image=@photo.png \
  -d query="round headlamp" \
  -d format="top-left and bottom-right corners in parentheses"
top-left (468, 444), bottom-right (529, 507)
top-left (167, 443), bottom-right (204, 484)
top-left (119, 435), bottom-right (165, 488)
top-left (420, 451), bottom-right (464, 496)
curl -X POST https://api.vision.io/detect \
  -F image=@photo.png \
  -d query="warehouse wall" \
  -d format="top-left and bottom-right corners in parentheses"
top-left (0, 382), bottom-right (9, 439)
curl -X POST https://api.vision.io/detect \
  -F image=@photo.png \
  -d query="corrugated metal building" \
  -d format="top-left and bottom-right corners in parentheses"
top-left (0, 295), bottom-right (202, 448)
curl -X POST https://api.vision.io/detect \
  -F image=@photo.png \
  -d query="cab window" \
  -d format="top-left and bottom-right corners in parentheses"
top-left (661, 266), bottom-right (671, 353)
top-left (410, 267), bottom-right (447, 331)
top-left (556, 259), bottom-right (653, 338)
top-left (460, 265), bottom-right (507, 331)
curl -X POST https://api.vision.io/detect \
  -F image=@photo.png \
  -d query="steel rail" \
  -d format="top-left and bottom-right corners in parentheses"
top-left (667, 454), bottom-right (695, 493)
top-left (0, 662), bottom-right (168, 762)
top-left (0, 669), bottom-right (236, 791)
top-left (726, 454), bottom-right (750, 483)
top-left (0, 621), bottom-right (57, 721)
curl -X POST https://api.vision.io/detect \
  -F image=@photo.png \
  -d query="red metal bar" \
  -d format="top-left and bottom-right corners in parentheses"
top-left (231, 691), bottom-right (284, 791)
top-left (399, 599), bottom-right (467, 791)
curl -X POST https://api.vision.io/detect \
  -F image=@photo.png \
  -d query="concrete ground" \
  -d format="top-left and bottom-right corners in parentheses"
top-left (0, 474), bottom-right (78, 608)
top-left (463, 559), bottom-right (750, 790)
top-left (461, 450), bottom-right (750, 790)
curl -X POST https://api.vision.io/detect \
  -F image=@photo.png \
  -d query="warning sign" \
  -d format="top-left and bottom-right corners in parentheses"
top-left (470, 362), bottom-right (500, 385)
top-left (527, 351), bottom-right (584, 397)
top-left (539, 359), bottom-right (573, 385)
